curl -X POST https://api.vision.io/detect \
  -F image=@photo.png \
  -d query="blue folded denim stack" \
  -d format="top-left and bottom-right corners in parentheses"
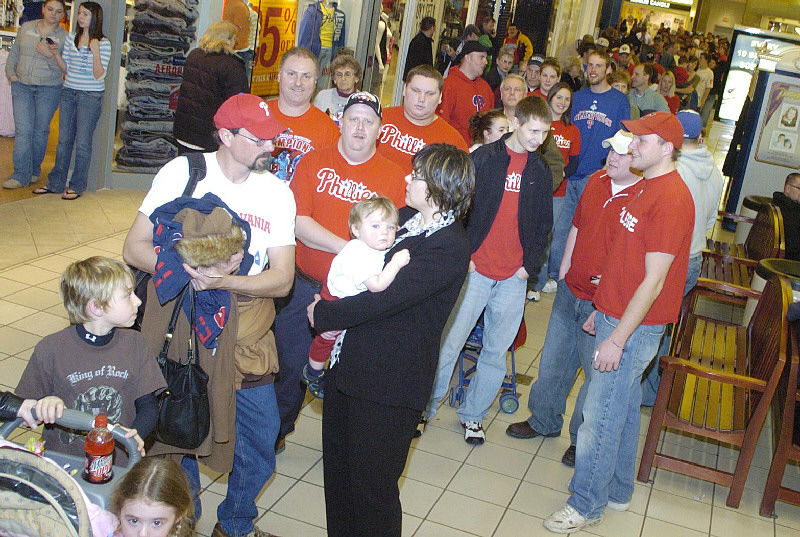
top-left (115, 0), bottom-right (199, 173)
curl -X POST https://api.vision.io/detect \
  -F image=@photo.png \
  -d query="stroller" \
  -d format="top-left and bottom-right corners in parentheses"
top-left (0, 409), bottom-right (141, 537)
top-left (448, 319), bottom-right (527, 414)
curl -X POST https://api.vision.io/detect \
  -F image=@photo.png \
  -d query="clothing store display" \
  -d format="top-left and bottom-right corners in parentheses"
top-left (116, 0), bottom-right (200, 173)
top-left (0, 48), bottom-right (14, 137)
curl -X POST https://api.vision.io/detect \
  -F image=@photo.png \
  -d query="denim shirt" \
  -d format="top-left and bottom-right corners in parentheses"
top-left (5, 20), bottom-right (68, 86)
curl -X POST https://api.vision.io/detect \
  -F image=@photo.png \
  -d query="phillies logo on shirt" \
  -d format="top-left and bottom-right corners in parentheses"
top-left (473, 94), bottom-right (486, 112)
top-left (619, 206), bottom-right (638, 232)
top-left (379, 124), bottom-right (426, 155)
top-left (505, 172), bottom-right (521, 193)
top-left (316, 168), bottom-right (379, 202)
top-left (552, 132), bottom-right (571, 150)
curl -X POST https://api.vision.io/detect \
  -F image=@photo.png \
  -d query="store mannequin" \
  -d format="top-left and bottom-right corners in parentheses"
top-left (369, 7), bottom-right (391, 96)
top-left (297, 0), bottom-right (346, 89)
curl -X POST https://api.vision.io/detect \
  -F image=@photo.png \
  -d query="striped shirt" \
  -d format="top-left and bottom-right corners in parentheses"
top-left (63, 34), bottom-right (111, 92)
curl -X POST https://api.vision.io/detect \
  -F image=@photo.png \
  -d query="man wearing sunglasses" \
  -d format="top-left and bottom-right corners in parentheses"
top-left (123, 93), bottom-right (296, 537)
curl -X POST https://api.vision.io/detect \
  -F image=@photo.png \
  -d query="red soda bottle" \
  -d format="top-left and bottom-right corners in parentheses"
top-left (83, 414), bottom-right (114, 484)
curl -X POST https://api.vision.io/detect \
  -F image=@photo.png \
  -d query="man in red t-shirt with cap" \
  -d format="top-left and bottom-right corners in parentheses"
top-left (545, 112), bottom-right (694, 533)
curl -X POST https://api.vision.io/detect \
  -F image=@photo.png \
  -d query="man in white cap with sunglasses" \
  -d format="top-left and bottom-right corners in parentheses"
top-left (545, 112), bottom-right (694, 533)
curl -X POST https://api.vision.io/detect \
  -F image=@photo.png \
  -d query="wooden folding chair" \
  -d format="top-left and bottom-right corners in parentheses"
top-left (760, 321), bottom-right (800, 516)
top-left (637, 275), bottom-right (793, 508)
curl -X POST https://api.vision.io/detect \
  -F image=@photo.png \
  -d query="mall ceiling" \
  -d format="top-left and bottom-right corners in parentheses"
top-left (743, 0), bottom-right (800, 21)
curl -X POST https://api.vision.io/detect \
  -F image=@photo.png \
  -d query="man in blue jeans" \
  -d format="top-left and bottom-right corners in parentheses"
top-left (123, 94), bottom-right (296, 537)
top-left (544, 112), bottom-right (694, 533)
top-left (549, 50), bottom-right (630, 293)
top-left (423, 96), bottom-right (553, 444)
top-left (506, 130), bottom-right (643, 467)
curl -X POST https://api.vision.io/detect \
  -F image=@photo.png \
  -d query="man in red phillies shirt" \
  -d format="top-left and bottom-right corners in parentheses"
top-left (545, 112), bottom-right (694, 533)
top-left (378, 65), bottom-right (467, 172)
top-left (437, 40), bottom-right (495, 144)
top-left (275, 92), bottom-right (406, 449)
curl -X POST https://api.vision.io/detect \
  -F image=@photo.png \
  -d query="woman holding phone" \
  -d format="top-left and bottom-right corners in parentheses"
top-left (35, 1), bottom-right (111, 200)
top-left (3, 0), bottom-right (67, 191)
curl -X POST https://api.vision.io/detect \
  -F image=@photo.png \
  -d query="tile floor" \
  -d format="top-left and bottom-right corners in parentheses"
top-left (2, 121), bottom-right (800, 536)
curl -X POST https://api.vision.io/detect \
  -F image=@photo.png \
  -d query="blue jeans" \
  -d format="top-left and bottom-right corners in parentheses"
top-left (549, 177), bottom-right (589, 286)
top-left (181, 384), bottom-right (279, 536)
top-left (641, 253), bottom-right (702, 406)
top-left (527, 281), bottom-right (596, 445)
top-left (273, 275), bottom-right (319, 440)
top-left (181, 455), bottom-right (202, 521)
top-left (533, 196), bottom-right (565, 290)
top-left (568, 312), bottom-right (664, 519)
top-left (10, 82), bottom-right (61, 185)
top-left (426, 271), bottom-right (528, 423)
top-left (46, 87), bottom-right (103, 194)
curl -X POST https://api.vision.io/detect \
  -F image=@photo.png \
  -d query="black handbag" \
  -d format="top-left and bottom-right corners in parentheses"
top-left (155, 285), bottom-right (210, 449)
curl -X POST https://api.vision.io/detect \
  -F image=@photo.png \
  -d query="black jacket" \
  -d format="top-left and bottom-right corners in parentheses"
top-left (773, 191), bottom-right (800, 261)
top-left (468, 135), bottom-right (553, 278)
top-left (403, 31), bottom-right (434, 81)
top-left (0, 391), bottom-right (23, 422)
top-left (315, 207), bottom-right (470, 411)
top-left (174, 48), bottom-right (249, 151)
top-left (482, 64), bottom-right (503, 91)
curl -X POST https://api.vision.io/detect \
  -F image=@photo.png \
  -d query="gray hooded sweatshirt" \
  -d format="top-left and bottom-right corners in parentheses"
top-left (676, 144), bottom-right (725, 257)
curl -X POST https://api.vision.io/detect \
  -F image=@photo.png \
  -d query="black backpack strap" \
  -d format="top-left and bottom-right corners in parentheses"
top-left (158, 284), bottom-right (190, 365)
top-left (183, 152), bottom-right (207, 197)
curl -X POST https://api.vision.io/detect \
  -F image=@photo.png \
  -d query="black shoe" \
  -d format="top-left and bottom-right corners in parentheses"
top-left (505, 420), bottom-right (561, 439)
top-left (274, 436), bottom-right (285, 455)
top-left (562, 445), bottom-right (576, 467)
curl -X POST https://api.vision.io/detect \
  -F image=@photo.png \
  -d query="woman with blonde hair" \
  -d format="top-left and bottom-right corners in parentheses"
top-left (659, 70), bottom-right (680, 114)
top-left (173, 20), bottom-right (249, 153)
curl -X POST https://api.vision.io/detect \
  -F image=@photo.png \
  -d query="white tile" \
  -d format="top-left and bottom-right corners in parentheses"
top-left (494, 509), bottom-right (555, 537)
top-left (271, 481), bottom-right (327, 528)
top-left (651, 466), bottom-right (714, 503)
top-left (647, 488), bottom-right (712, 532)
top-left (0, 299), bottom-right (38, 325)
top-left (0, 265), bottom-right (60, 285)
top-left (774, 500), bottom-right (800, 530)
top-left (524, 456), bottom-right (573, 492)
top-left (10, 310), bottom-right (69, 336)
top-left (29, 255), bottom-right (81, 274)
top-left (3, 287), bottom-right (62, 310)
top-left (0, 356), bottom-right (32, 389)
top-left (583, 509), bottom-right (644, 537)
top-left (398, 476), bottom-right (443, 518)
top-left (447, 464), bottom-right (520, 506)
top-left (403, 448), bottom-right (462, 488)
top-left (464, 441), bottom-right (534, 478)
top-left (256, 511), bottom-right (327, 537)
top-left (286, 413), bottom-right (322, 451)
top-left (427, 490), bottom-right (504, 535)
top-left (710, 505), bottom-right (775, 536)
top-left (714, 483), bottom-right (769, 518)
top-left (302, 458), bottom-right (324, 486)
top-left (641, 517), bottom-right (708, 537)
top-left (412, 421), bottom-right (475, 462)
top-left (275, 442), bottom-right (322, 479)
top-left (194, 490), bottom-right (225, 537)
top-left (401, 514), bottom-right (423, 537)
top-left (509, 481), bottom-right (571, 519)
top-left (777, 523), bottom-right (799, 537)
top-left (483, 417), bottom-right (546, 454)
top-left (254, 472), bottom-right (296, 511)
top-left (412, 520), bottom-right (480, 537)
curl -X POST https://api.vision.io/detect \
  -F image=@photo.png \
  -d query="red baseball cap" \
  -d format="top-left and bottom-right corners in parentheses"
top-left (213, 93), bottom-right (285, 139)
top-left (622, 112), bottom-right (684, 150)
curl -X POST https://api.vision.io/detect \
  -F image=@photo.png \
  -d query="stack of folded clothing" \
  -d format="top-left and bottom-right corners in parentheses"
top-left (115, 0), bottom-right (199, 173)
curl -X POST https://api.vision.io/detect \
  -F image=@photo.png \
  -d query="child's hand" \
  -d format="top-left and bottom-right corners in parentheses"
top-left (389, 249), bottom-right (410, 267)
top-left (34, 396), bottom-right (64, 425)
top-left (17, 399), bottom-right (40, 428)
top-left (307, 293), bottom-right (322, 328)
top-left (114, 425), bottom-right (146, 457)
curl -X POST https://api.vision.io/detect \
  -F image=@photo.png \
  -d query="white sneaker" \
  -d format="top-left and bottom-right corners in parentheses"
top-left (542, 279), bottom-right (558, 293)
top-left (543, 505), bottom-right (600, 534)
top-left (526, 290), bottom-right (541, 302)
top-left (462, 420), bottom-right (485, 445)
top-left (606, 499), bottom-right (630, 511)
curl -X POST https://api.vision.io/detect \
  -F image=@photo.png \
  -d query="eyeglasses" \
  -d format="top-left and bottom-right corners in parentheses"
top-left (410, 171), bottom-right (426, 182)
top-left (234, 131), bottom-right (273, 148)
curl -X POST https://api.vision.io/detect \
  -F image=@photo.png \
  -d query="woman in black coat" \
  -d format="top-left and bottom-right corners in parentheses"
top-left (308, 144), bottom-right (475, 537)
top-left (173, 21), bottom-right (249, 153)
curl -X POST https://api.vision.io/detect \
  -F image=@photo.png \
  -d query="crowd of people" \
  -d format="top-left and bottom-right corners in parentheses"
top-left (2, 5), bottom-right (750, 537)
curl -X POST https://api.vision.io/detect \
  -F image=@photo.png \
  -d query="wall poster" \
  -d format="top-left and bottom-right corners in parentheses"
top-left (252, 0), bottom-right (299, 97)
top-left (755, 81), bottom-right (800, 168)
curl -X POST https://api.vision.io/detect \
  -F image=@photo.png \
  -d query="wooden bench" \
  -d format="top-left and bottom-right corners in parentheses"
top-left (760, 321), bottom-right (800, 516)
top-left (701, 204), bottom-right (784, 298)
top-left (637, 275), bottom-right (793, 508)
